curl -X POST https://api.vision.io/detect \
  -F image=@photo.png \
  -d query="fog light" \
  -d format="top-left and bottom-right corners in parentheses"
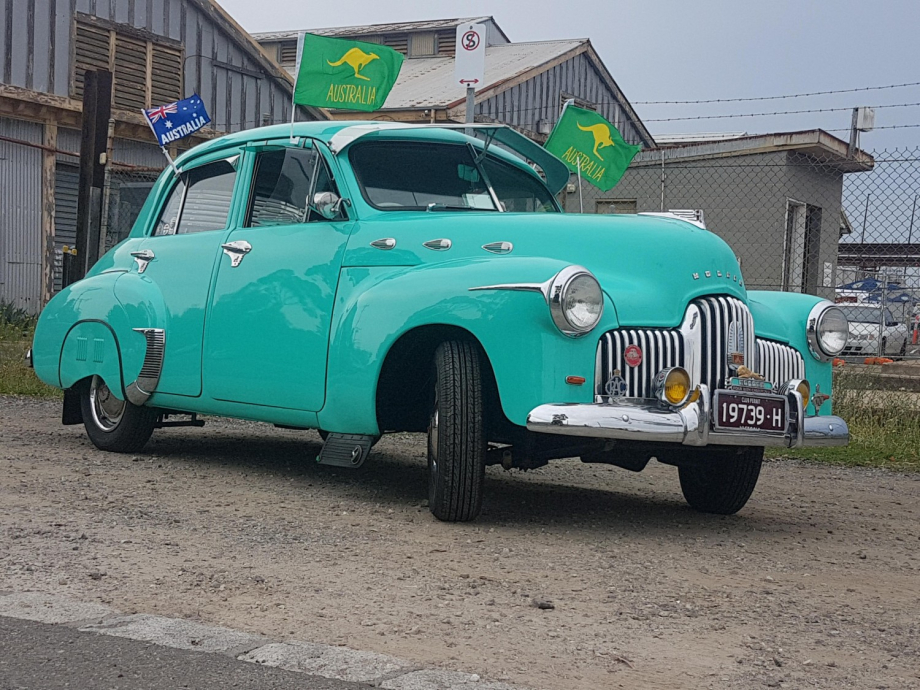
top-left (783, 378), bottom-right (810, 409)
top-left (654, 367), bottom-right (691, 407)
top-left (796, 380), bottom-right (811, 409)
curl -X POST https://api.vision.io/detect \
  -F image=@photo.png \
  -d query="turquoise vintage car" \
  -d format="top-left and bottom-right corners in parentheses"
top-left (29, 121), bottom-right (850, 522)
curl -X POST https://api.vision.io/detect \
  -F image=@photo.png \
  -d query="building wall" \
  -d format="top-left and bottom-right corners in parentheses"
top-left (582, 150), bottom-right (842, 297)
top-left (0, 0), bottom-right (298, 132)
top-left (0, 117), bottom-right (43, 311)
top-left (475, 52), bottom-right (650, 147)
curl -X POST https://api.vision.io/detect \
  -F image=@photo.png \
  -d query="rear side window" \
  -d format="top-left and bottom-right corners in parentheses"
top-left (153, 158), bottom-right (238, 236)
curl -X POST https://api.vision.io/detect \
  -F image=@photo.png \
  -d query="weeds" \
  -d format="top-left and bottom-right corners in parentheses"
top-left (777, 368), bottom-right (920, 470)
top-left (0, 301), bottom-right (60, 398)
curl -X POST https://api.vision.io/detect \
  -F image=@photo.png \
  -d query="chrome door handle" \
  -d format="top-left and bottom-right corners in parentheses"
top-left (221, 240), bottom-right (252, 267)
top-left (130, 249), bottom-right (155, 273)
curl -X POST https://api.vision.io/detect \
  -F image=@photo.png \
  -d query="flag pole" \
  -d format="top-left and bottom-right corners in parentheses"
top-left (290, 31), bottom-right (305, 143)
top-left (577, 157), bottom-right (584, 213)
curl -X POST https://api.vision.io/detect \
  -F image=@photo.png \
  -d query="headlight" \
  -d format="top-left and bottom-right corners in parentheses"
top-left (807, 303), bottom-right (848, 360)
top-left (547, 266), bottom-right (603, 337)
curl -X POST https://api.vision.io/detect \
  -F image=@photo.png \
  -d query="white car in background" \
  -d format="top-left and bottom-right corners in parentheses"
top-left (839, 305), bottom-right (909, 358)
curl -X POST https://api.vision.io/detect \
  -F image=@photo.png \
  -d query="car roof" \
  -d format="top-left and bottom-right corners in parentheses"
top-left (174, 121), bottom-right (570, 194)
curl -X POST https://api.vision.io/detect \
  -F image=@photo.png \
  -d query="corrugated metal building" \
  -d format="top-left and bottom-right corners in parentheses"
top-left (0, 0), bottom-right (325, 312)
top-left (254, 17), bottom-right (654, 148)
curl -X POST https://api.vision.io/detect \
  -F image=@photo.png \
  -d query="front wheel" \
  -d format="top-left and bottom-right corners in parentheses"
top-left (678, 446), bottom-right (763, 515)
top-left (427, 341), bottom-right (486, 522)
top-left (80, 375), bottom-right (157, 453)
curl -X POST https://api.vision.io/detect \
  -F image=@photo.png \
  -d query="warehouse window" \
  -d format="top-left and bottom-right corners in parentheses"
top-left (72, 15), bottom-right (182, 111)
top-left (408, 32), bottom-right (437, 57)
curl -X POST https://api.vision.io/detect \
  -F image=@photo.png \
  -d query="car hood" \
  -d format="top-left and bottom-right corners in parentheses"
top-left (343, 211), bottom-right (746, 327)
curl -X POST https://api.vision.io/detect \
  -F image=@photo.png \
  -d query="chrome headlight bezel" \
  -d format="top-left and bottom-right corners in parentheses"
top-left (807, 302), bottom-right (848, 361)
top-left (546, 266), bottom-right (604, 337)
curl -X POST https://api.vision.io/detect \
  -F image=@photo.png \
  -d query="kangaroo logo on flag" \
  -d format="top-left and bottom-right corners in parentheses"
top-left (142, 94), bottom-right (211, 148)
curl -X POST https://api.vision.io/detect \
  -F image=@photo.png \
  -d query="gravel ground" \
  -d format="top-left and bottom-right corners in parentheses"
top-left (2, 394), bottom-right (919, 690)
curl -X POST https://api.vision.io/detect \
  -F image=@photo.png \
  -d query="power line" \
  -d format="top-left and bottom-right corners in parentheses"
top-left (634, 80), bottom-right (920, 105)
top-left (643, 102), bottom-right (920, 123)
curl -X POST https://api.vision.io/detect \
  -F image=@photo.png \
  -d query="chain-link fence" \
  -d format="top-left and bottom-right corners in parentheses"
top-left (88, 137), bottom-right (920, 359)
top-left (562, 141), bottom-right (920, 359)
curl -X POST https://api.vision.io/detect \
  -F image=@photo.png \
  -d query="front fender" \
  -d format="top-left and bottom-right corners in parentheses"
top-left (748, 290), bottom-right (834, 415)
top-left (320, 258), bottom-right (621, 434)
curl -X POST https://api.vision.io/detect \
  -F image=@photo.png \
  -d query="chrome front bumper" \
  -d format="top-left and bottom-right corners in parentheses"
top-left (526, 385), bottom-right (849, 448)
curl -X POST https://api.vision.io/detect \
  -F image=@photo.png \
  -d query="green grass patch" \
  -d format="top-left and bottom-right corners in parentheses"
top-left (776, 369), bottom-right (920, 470)
top-left (0, 303), bottom-right (60, 399)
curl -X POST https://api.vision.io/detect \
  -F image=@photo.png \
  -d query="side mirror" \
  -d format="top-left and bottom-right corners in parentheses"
top-left (312, 191), bottom-right (341, 220)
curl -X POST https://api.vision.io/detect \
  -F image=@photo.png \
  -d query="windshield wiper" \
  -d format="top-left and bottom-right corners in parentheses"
top-left (426, 203), bottom-right (496, 212)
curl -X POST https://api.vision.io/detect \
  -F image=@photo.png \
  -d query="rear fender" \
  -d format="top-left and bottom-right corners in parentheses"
top-left (319, 259), bottom-right (620, 434)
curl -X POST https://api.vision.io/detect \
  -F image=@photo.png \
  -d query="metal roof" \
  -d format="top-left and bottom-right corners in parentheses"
top-left (654, 132), bottom-right (749, 145)
top-left (253, 17), bottom-right (496, 42)
top-left (268, 39), bottom-right (586, 110)
top-left (632, 129), bottom-right (875, 173)
top-left (386, 40), bottom-right (586, 109)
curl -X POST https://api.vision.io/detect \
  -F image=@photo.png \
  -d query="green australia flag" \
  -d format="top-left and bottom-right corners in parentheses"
top-left (293, 33), bottom-right (404, 112)
top-left (544, 105), bottom-right (641, 191)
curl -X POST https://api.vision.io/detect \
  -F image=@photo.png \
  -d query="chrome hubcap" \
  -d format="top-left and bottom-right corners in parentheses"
top-left (89, 375), bottom-right (125, 432)
top-left (428, 397), bottom-right (439, 474)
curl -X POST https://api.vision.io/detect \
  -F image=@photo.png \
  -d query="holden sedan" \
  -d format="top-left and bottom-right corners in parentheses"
top-left (29, 121), bottom-right (850, 522)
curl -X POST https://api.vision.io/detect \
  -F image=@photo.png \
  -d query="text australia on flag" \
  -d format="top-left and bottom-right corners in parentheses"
top-left (143, 94), bottom-right (211, 148)
top-left (544, 105), bottom-right (642, 192)
top-left (293, 33), bottom-right (404, 111)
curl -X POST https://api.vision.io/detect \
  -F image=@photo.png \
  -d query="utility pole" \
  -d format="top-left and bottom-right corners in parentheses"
top-left (70, 69), bottom-right (112, 285)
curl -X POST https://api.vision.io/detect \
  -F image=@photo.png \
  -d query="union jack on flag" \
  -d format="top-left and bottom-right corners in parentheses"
top-left (144, 101), bottom-right (178, 123)
top-left (141, 94), bottom-right (210, 147)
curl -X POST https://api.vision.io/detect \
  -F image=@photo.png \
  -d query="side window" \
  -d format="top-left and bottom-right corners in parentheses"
top-left (247, 148), bottom-right (316, 227)
top-left (152, 158), bottom-right (238, 236)
top-left (246, 147), bottom-right (345, 226)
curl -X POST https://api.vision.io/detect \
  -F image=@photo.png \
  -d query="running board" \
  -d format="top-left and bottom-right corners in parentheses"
top-left (317, 433), bottom-right (374, 468)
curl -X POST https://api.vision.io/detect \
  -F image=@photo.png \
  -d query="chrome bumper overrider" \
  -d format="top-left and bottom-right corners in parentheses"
top-left (526, 385), bottom-right (849, 448)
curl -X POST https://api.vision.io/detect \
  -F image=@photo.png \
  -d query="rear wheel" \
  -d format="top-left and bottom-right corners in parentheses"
top-left (427, 341), bottom-right (486, 522)
top-left (678, 446), bottom-right (763, 515)
top-left (80, 375), bottom-right (157, 453)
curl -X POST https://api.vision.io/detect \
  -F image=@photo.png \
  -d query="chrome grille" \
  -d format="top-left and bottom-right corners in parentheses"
top-left (757, 339), bottom-right (805, 388)
top-left (694, 296), bottom-right (756, 391)
top-left (595, 329), bottom-right (684, 398)
top-left (595, 295), bottom-right (788, 400)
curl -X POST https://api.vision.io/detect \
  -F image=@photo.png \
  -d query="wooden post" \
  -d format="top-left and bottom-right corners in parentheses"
top-left (72, 69), bottom-right (112, 282)
top-left (41, 123), bottom-right (57, 304)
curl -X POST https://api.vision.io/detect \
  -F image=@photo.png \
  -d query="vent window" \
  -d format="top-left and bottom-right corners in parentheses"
top-left (73, 15), bottom-right (182, 110)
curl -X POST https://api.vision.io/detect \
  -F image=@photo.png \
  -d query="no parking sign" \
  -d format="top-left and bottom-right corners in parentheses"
top-left (454, 22), bottom-right (485, 90)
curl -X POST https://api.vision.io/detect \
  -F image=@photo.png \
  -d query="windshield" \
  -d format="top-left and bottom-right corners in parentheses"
top-left (840, 306), bottom-right (893, 324)
top-left (348, 141), bottom-right (559, 213)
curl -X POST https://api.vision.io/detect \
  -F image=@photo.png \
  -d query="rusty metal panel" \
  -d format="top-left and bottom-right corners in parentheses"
top-left (0, 117), bottom-right (44, 313)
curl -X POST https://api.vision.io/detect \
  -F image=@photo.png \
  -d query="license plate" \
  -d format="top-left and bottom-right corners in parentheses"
top-left (714, 391), bottom-right (786, 433)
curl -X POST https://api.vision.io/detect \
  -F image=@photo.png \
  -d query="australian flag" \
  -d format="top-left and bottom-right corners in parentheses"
top-left (142, 94), bottom-right (211, 148)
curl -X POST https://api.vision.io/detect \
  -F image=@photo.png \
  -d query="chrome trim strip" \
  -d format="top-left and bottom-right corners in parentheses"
top-left (423, 238), bottom-right (452, 251)
top-left (125, 328), bottom-right (166, 406)
top-left (370, 238), bottom-right (396, 250)
top-left (468, 282), bottom-right (544, 293)
top-left (526, 386), bottom-right (848, 448)
top-left (482, 241), bottom-right (513, 254)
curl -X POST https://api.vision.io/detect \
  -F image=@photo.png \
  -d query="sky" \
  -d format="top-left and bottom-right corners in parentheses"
top-left (221, 0), bottom-right (920, 152)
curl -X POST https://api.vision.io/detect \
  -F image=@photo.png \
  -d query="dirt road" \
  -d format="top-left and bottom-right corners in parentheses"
top-left (2, 395), bottom-right (918, 689)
